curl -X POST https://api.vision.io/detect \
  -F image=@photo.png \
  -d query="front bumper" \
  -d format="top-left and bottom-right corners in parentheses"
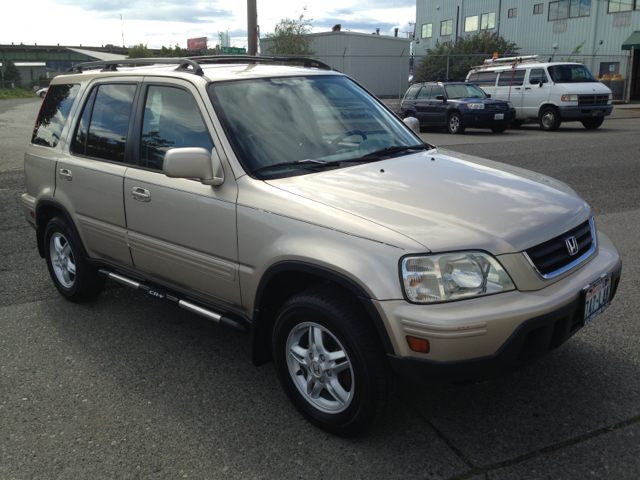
top-left (462, 109), bottom-right (516, 128)
top-left (559, 105), bottom-right (613, 119)
top-left (375, 232), bottom-right (621, 383)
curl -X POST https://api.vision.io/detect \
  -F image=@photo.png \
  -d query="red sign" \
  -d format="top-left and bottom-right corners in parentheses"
top-left (187, 37), bottom-right (207, 51)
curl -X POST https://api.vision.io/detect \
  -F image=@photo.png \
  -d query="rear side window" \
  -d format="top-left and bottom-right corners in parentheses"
top-left (417, 86), bottom-right (432, 99)
top-left (403, 85), bottom-right (420, 101)
top-left (72, 84), bottom-right (137, 162)
top-left (32, 84), bottom-right (80, 148)
top-left (498, 70), bottom-right (526, 87)
top-left (475, 72), bottom-right (497, 87)
top-left (139, 86), bottom-right (214, 171)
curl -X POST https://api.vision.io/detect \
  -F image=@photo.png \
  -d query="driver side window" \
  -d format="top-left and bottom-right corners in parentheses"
top-left (430, 86), bottom-right (444, 99)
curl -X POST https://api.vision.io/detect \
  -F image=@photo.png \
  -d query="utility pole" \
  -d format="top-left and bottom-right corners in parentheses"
top-left (120, 14), bottom-right (125, 49)
top-left (247, 0), bottom-right (257, 55)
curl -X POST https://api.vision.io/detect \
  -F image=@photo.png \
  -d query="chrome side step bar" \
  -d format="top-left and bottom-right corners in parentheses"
top-left (99, 270), bottom-right (248, 333)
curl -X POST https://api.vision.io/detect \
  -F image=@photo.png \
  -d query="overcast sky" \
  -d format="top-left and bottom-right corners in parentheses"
top-left (4, 0), bottom-right (416, 50)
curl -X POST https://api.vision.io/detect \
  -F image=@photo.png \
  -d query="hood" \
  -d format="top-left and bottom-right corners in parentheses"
top-left (554, 82), bottom-right (612, 95)
top-left (266, 150), bottom-right (591, 255)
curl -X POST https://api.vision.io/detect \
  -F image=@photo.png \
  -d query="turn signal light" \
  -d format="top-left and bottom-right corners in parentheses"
top-left (407, 336), bottom-right (430, 353)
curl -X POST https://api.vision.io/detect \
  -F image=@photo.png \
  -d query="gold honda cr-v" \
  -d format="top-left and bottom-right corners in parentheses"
top-left (21, 56), bottom-right (622, 436)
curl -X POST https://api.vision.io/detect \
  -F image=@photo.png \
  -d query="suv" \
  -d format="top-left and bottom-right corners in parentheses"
top-left (401, 82), bottom-right (516, 134)
top-left (466, 56), bottom-right (613, 131)
top-left (22, 56), bottom-right (622, 436)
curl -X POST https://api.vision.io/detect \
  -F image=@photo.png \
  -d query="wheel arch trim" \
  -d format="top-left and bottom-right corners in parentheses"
top-left (35, 199), bottom-right (87, 259)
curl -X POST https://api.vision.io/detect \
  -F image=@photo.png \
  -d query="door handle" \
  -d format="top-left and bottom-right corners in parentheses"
top-left (132, 187), bottom-right (151, 202)
top-left (59, 168), bottom-right (72, 181)
top-left (525, 87), bottom-right (531, 90)
top-left (515, 87), bottom-right (521, 90)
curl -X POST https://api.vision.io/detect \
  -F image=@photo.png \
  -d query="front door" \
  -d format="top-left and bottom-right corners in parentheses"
top-left (523, 68), bottom-right (551, 118)
top-left (425, 85), bottom-right (447, 124)
top-left (124, 79), bottom-right (241, 307)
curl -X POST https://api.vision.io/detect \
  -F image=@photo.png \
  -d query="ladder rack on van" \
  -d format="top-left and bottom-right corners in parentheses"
top-left (470, 55), bottom-right (544, 72)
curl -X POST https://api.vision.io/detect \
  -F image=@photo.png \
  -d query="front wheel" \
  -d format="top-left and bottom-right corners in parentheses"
top-left (44, 217), bottom-right (105, 302)
top-left (581, 117), bottom-right (604, 129)
top-left (447, 112), bottom-right (466, 134)
top-left (272, 287), bottom-right (391, 436)
top-left (539, 106), bottom-right (562, 131)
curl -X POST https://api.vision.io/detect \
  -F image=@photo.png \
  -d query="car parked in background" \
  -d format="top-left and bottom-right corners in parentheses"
top-left (401, 81), bottom-right (516, 134)
top-left (36, 87), bottom-right (48, 98)
top-left (466, 56), bottom-right (613, 131)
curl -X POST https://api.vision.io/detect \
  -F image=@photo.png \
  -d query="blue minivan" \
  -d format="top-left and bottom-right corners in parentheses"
top-left (401, 82), bottom-right (516, 134)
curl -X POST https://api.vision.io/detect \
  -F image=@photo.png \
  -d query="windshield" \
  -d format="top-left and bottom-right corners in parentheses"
top-left (548, 64), bottom-right (597, 83)
top-left (444, 84), bottom-right (487, 99)
top-left (209, 75), bottom-right (423, 177)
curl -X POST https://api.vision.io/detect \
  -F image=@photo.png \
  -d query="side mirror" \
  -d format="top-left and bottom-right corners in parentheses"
top-left (486, 94), bottom-right (492, 98)
top-left (530, 78), bottom-right (540, 85)
top-left (163, 147), bottom-right (225, 186)
top-left (435, 94), bottom-right (445, 100)
top-left (403, 116), bottom-right (420, 134)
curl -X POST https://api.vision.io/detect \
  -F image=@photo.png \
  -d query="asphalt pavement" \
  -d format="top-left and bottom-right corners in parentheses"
top-left (1, 98), bottom-right (639, 479)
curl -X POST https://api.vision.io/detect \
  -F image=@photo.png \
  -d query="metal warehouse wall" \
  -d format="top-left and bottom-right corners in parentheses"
top-left (415, 0), bottom-right (640, 76)
top-left (261, 32), bottom-right (411, 97)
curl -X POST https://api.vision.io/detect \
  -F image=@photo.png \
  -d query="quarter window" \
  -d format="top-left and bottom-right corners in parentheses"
top-left (534, 3), bottom-right (544, 14)
top-left (608, 0), bottom-right (634, 12)
top-left (421, 23), bottom-right (433, 38)
top-left (508, 8), bottom-right (517, 18)
top-left (440, 19), bottom-right (453, 36)
top-left (464, 15), bottom-right (479, 32)
top-left (404, 85), bottom-right (421, 100)
top-left (481, 13), bottom-right (496, 30)
top-left (72, 84), bottom-right (137, 162)
top-left (498, 70), bottom-right (526, 87)
top-left (140, 86), bottom-right (214, 171)
top-left (32, 84), bottom-right (80, 148)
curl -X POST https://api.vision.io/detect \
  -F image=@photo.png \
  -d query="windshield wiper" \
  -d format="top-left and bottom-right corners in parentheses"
top-left (357, 144), bottom-right (432, 158)
top-left (252, 158), bottom-right (328, 174)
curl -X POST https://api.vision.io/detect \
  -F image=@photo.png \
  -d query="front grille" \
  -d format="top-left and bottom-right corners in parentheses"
top-left (524, 219), bottom-right (593, 277)
top-left (488, 104), bottom-right (508, 111)
top-left (578, 95), bottom-right (608, 106)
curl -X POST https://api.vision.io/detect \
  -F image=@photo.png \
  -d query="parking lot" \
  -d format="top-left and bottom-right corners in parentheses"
top-left (1, 98), bottom-right (639, 479)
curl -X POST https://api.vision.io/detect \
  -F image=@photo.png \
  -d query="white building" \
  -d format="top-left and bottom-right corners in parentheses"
top-left (260, 31), bottom-right (411, 97)
top-left (414, 0), bottom-right (640, 99)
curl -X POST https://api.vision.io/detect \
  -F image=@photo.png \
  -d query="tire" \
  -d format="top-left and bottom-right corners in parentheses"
top-left (539, 106), bottom-right (562, 131)
top-left (511, 119), bottom-right (525, 128)
top-left (272, 287), bottom-right (392, 436)
top-left (44, 217), bottom-right (105, 302)
top-left (491, 125), bottom-right (508, 133)
top-left (581, 117), bottom-right (604, 130)
top-left (446, 112), bottom-right (466, 134)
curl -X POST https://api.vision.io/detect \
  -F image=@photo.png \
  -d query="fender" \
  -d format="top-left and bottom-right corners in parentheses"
top-left (34, 199), bottom-right (88, 259)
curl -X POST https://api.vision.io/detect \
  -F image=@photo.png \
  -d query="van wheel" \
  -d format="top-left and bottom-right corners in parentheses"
top-left (44, 217), bottom-right (105, 302)
top-left (447, 112), bottom-right (466, 134)
top-left (581, 117), bottom-right (604, 130)
top-left (539, 107), bottom-right (562, 131)
top-left (272, 287), bottom-right (391, 436)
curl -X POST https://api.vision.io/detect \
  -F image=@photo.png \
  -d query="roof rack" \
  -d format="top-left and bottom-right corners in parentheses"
top-left (483, 55), bottom-right (542, 65)
top-left (67, 55), bottom-right (334, 76)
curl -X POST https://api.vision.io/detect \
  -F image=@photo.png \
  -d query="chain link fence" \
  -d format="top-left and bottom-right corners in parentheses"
top-left (1, 77), bottom-right (52, 91)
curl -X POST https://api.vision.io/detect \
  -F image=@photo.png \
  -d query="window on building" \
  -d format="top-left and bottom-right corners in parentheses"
top-left (534, 3), bottom-right (544, 14)
top-left (464, 15), bottom-right (479, 32)
top-left (549, 0), bottom-right (591, 19)
top-left (481, 13), bottom-right (496, 30)
top-left (421, 23), bottom-right (433, 38)
top-left (608, 0), bottom-right (634, 12)
top-left (508, 8), bottom-right (517, 18)
top-left (440, 19), bottom-right (453, 36)
top-left (570, 0), bottom-right (591, 17)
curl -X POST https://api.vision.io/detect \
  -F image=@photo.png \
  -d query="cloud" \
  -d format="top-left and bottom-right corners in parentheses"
top-left (53, 0), bottom-right (233, 23)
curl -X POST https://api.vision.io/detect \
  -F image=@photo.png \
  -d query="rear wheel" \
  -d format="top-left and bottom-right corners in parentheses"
top-left (447, 112), bottom-right (466, 134)
top-left (539, 106), bottom-right (562, 131)
top-left (581, 117), bottom-right (604, 129)
top-left (272, 287), bottom-right (391, 436)
top-left (44, 217), bottom-right (105, 302)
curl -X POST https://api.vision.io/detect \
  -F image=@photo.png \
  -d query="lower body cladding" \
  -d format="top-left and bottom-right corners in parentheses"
top-left (559, 105), bottom-right (613, 119)
top-left (376, 239), bottom-right (622, 384)
top-left (98, 270), bottom-right (248, 333)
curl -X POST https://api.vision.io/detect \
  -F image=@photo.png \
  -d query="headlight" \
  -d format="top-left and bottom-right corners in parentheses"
top-left (401, 252), bottom-right (515, 304)
top-left (561, 94), bottom-right (578, 101)
top-left (608, 93), bottom-right (613, 105)
top-left (507, 102), bottom-right (514, 109)
top-left (467, 103), bottom-right (485, 109)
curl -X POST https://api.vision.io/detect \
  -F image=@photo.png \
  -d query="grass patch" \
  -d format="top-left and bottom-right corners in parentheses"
top-left (0, 89), bottom-right (38, 101)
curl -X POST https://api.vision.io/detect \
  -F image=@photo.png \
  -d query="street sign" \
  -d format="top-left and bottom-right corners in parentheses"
top-left (221, 47), bottom-right (246, 55)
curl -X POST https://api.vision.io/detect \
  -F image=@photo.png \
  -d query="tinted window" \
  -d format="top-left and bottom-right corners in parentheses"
top-left (548, 65), bottom-right (597, 83)
top-left (417, 86), bottom-right (431, 99)
top-left (430, 86), bottom-right (444, 99)
top-left (475, 72), bottom-right (497, 86)
top-left (403, 85), bottom-right (420, 101)
top-left (140, 86), bottom-right (214, 171)
top-left (73, 87), bottom-right (97, 156)
top-left (497, 70), bottom-right (526, 86)
top-left (32, 84), bottom-right (80, 148)
top-left (529, 68), bottom-right (549, 84)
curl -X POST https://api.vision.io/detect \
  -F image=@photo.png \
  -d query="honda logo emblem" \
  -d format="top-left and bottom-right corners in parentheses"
top-left (565, 236), bottom-right (579, 256)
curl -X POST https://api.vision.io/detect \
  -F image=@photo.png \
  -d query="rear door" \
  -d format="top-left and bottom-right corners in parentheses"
top-left (123, 78), bottom-right (241, 307)
top-left (523, 68), bottom-right (551, 118)
top-left (413, 85), bottom-right (432, 123)
top-left (56, 78), bottom-right (141, 267)
top-left (426, 85), bottom-right (447, 125)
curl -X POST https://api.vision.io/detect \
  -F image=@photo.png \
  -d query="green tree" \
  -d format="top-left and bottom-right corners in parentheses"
top-left (3, 59), bottom-right (22, 85)
top-left (415, 31), bottom-right (519, 82)
top-left (265, 7), bottom-right (314, 55)
top-left (127, 43), bottom-right (154, 58)
top-left (158, 43), bottom-right (185, 57)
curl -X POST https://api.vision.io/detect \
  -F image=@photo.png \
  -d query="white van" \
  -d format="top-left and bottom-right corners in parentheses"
top-left (466, 56), bottom-right (613, 131)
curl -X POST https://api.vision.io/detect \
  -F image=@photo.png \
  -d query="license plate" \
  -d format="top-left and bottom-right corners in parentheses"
top-left (494, 114), bottom-right (504, 120)
top-left (591, 110), bottom-right (598, 116)
top-left (583, 273), bottom-right (612, 326)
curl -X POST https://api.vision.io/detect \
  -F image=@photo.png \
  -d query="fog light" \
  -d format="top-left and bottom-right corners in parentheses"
top-left (407, 336), bottom-right (430, 353)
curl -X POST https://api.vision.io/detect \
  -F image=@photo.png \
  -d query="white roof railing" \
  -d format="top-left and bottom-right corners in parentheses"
top-left (483, 55), bottom-right (542, 65)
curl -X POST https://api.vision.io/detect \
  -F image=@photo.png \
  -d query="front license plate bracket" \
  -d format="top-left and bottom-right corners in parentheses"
top-left (582, 273), bottom-right (612, 327)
